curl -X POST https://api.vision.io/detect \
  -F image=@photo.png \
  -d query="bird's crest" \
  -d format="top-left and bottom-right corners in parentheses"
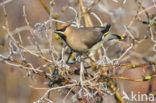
top-left (57, 23), bottom-right (71, 31)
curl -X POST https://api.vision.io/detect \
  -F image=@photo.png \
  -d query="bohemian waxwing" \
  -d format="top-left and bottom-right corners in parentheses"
top-left (54, 24), bottom-right (124, 57)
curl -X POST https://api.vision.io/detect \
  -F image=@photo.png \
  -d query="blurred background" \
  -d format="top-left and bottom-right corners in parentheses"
top-left (0, 0), bottom-right (155, 103)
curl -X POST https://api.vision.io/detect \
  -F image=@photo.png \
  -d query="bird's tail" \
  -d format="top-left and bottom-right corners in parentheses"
top-left (103, 33), bottom-right (125, 41)
top-left (111, 34), bottom-right (125, 40)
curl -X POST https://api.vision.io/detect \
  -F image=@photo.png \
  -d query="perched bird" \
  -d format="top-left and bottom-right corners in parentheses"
top-left (54, 24), bottom-right (124, 58)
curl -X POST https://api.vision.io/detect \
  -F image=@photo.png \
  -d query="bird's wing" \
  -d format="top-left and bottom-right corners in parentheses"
top-left (79, 28), bottom-right (102, 48)
top-left (94, 24), bottom-right (111, 34)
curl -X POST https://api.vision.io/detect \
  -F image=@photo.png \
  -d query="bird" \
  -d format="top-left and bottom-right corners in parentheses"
top-left (54, 24), bottom-right (124, 62)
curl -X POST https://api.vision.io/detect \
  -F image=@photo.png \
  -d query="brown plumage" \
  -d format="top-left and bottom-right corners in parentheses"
top-left (54, 24), bottom-right (124, 56)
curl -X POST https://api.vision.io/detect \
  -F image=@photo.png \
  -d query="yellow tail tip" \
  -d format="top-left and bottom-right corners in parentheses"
top-left (121, 36), bottom-right (124, 40)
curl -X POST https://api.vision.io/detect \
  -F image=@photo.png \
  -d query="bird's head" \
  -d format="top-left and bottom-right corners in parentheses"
top-left (54, 24), bottom-right (71, 41)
